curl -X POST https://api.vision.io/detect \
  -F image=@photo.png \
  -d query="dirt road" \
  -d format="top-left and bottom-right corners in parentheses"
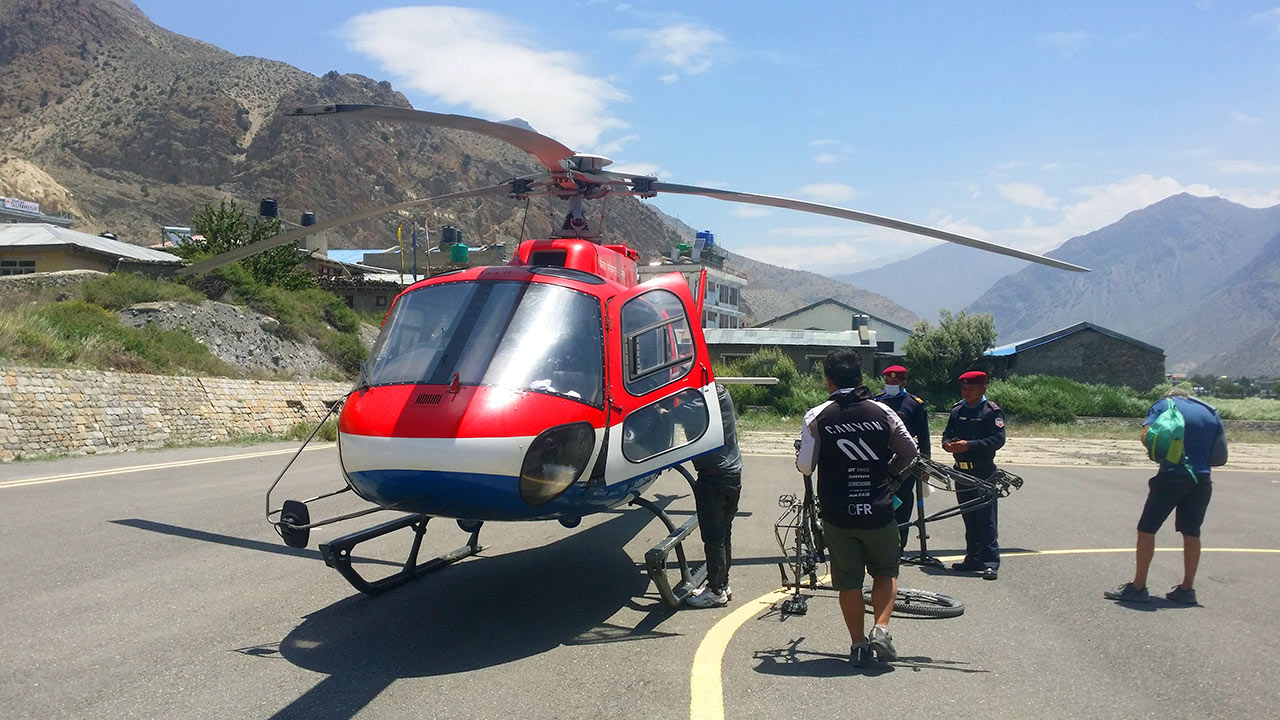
top-left (740, 431), bottom-right (1280, 471)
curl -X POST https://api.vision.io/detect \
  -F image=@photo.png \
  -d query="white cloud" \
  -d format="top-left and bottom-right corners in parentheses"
top-left (341, 7), bottom-right (627, 150)
top-left (998, 174), bottom-right (1221, 252)
top-left (594, 134), bottom-right (640, 157)
top-left (794, 183), bottom-right (860, 205)
top-left (608, 162), bottom-right (667, 180)
top-left (813, 153), bottom-right (841, 165)
top-left (1035, 30), bottom-right (1090, 57)
top-left (660, 73), bottom-right (680, 84)
top-left (997, 182), bottom-right (1059, 210)
top-left (1214, 160), bottom-right (1280, 174)
top-left (1231, 110), bottom-right (1263, 125)
top-left (617, 23), bottom-right (728, 81)
top-left (1250, 7), bottom-right (1280, 31)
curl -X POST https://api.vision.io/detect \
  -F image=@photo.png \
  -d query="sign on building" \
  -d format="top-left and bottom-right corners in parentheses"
top-left (3, 197), bottom-right (41, 214)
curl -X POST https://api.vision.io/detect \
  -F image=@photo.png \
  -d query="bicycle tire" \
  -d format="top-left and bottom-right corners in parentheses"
top-left (861, 587), bottom-right (965, 618)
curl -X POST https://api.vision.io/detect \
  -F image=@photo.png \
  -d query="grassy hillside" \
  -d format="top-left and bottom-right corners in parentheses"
top-left (0, 271), bottom-right (366, 379)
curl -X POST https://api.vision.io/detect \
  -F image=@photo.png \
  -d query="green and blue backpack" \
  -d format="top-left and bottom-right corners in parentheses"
top-left (1143, 398), bottom-right (1196, 480)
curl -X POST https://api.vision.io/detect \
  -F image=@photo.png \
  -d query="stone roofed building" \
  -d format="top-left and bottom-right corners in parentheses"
top-left (756, 298), bottom-right (914, 356)
top-left (984, 321), bottom-right (1166, 389)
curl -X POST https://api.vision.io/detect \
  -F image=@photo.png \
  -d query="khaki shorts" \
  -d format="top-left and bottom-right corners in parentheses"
top-left (821, 519), bottom-right (901, 590)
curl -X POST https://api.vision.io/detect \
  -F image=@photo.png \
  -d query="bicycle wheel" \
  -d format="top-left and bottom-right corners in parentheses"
top-left (861, 587), bottom-right (965, 618)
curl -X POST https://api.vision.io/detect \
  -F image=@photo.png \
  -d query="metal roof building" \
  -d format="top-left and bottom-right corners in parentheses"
top-left (0, 224), bottom-right (183, 275)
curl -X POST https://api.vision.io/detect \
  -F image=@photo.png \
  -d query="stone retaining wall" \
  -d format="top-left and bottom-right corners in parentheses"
top-left (0, 366), bottom-right (350, 462)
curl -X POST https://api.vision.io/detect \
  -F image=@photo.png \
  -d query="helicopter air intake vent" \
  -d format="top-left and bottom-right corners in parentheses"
top-left (415, 393), bottom-right (443, 405)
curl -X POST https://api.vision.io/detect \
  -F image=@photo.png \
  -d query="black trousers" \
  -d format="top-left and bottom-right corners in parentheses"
top-left (692, 472), bottom-right (741, 593)
top-left (894, 477), bottom-right (915, 548)
top-left (956, 466), bottom-right (1000, 569)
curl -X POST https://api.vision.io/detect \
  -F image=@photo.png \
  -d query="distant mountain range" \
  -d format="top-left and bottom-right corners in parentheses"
top-left (964, 194), bottom-right (1280, 376)
top-left (833, 243), bottom-right (1032, 322)
top-left (0, 0), bottom-right (918, 328)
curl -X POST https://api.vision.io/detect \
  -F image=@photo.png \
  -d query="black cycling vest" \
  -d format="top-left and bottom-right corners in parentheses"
top-left (814, 391), bottom-right (896, 530)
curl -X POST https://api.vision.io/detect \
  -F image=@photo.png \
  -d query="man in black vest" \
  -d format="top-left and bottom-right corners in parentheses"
top-left (942, 371), bottom-right (1006, 580)
top-left (797, 349), bottom-right (919, 666)
top-left (874, 364), bottom-right (931, 548)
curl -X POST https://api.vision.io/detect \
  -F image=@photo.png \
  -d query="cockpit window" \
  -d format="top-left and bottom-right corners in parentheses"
top-left (620, 289), bottom-right (695, 396)
top-left (366, 281), bottom-right (604, 406)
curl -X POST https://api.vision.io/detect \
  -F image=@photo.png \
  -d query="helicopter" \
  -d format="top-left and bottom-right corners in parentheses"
top-left (178, 104), bottom-right (1088, 607)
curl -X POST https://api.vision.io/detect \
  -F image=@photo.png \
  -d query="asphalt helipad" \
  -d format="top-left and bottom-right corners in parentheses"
top-left (0, 444), bottom-right (1276, 719)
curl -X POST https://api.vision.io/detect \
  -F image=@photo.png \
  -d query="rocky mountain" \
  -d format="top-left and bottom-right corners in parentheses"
top-left (0, 0), bottom-right (684, 256)
top-left (965, 194), bottom-right (1280, 375)
top-left (0, 0), bottom-right (922, 330)
top-left (833, 243), bottom-right (1031, 322)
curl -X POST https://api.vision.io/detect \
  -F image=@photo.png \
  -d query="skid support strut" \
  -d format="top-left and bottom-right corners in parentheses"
top-left (632, 465), bottom-right (706, 609)
top-left (318, 514), bottom-right (483, 595)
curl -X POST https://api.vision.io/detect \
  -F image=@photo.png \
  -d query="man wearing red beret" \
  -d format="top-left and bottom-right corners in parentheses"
top-left (874, 365), bottom-right (930, 548)
top-left (941, 371), bottom-right (1006, 580)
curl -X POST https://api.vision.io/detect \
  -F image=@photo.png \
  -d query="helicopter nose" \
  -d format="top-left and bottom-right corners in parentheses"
top-left (336, 385), bottom-right (606, 519)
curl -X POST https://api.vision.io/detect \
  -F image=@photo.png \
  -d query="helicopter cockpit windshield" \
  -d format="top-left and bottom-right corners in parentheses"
top-left (365, 281), bottom-right (604, 406)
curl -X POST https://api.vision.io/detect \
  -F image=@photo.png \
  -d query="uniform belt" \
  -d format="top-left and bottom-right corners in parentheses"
top-left (955, 461), bottom-right (992, 470)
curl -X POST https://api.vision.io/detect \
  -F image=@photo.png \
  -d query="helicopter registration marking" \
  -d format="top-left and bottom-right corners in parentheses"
top-left (0, 444), bottom-right (335, 490)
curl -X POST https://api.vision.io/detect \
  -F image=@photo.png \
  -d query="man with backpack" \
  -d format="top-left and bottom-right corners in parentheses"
top-left (1105, 388), bottom-right (1228, 605)
top-left (796, 349), bottom-right (919, 666)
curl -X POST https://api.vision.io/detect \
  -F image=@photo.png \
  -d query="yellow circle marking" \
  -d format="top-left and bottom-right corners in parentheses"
top-left (689, 547), bottom-right (1280, 720)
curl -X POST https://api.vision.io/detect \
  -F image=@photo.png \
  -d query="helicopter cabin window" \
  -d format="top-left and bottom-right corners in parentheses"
top-left (621, 289), bottom-right (695, 396)
top-left (622, 388), bottom-right (709, 462)
top-left (365, 281), bottom-right (604, 406)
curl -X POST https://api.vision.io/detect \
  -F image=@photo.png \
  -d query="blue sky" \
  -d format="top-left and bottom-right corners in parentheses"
top-left (132, 1), bottom-right (1280, 274)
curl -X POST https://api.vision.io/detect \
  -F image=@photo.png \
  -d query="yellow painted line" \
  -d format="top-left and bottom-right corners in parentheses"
top-left (690, 583), bottom-right (810, 720)
top-left (0, 443), bottom-right (336, 490)
top-left (689, 547), bottom-right (1280, 720)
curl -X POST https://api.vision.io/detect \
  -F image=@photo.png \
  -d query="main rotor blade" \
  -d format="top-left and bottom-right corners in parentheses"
top-left (176, 182), bottom-right (525, 276)
top-left (289, 104), bottom-right (577, 174)
top-left (644, 181), bottom-right (1090, 272)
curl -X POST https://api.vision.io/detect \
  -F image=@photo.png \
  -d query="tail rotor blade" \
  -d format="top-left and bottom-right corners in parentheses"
top-left (644, 181), bottom-right (1090, 273)
top-left (176, 181), bottom-right (528, 276)
top-left (289, 104), bottom-right (577, 174)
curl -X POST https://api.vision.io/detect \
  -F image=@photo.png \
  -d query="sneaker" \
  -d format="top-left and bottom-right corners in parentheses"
top-left (1165, 586), bottom-right (1198, 605)
top-left (869, 626), bottom-right (898, 662)
top-left (850, 642), bottom-right (872, 667)
top-left (724, 585), bottom-right (733, 601)
top-left (1103, 582), bottom-right (1151, 603)
top-left (685, 586), bottom-right (729, 608)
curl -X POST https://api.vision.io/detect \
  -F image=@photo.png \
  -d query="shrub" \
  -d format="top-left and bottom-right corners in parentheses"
top-left (79, 272), bottom-right (204, 310)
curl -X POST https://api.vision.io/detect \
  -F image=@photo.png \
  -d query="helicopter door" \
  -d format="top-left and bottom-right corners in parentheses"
top-left (604, 273), bottom-right (725, 482)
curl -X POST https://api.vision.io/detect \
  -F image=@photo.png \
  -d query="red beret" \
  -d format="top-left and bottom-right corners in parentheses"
top-left (882, 365), bottom-right (907, 375)
top-left (958, 371), bottom-right (988, 384)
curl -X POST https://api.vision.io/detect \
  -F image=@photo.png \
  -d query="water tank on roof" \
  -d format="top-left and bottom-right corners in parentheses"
top-left (300, 211), bottom-right (316, 227)
top-left (696, 230), bottom-right (715, 246)
top-left (441, 225), bottom-right (462, 250)
top-left (450, 243), bottom-right (469, 263)
top-left (259, 198), bottom-right (278, 218)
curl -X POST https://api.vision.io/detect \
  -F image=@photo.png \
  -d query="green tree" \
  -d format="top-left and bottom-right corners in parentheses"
top-left (903, 310), bottom-right (997, 404)
top-left (178, 200), bottom-right (313, 290)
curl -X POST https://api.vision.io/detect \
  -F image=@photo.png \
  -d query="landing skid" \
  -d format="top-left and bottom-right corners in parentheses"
top-left (318, 514), bottom-right (483, 595)
top-left (632, 465), bottom-right (707, 610)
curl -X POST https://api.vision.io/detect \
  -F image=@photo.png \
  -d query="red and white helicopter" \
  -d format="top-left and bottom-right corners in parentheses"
top-left (180, 104), bottom-right (1086, 606)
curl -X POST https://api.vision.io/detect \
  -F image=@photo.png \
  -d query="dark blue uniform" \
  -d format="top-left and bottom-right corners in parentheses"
top-left (942, 398), bottom-right (1006, 570)
top-left (688, 384), bottom-right (742, 595)
top-left (873, 390), bottom-right (930, 547)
